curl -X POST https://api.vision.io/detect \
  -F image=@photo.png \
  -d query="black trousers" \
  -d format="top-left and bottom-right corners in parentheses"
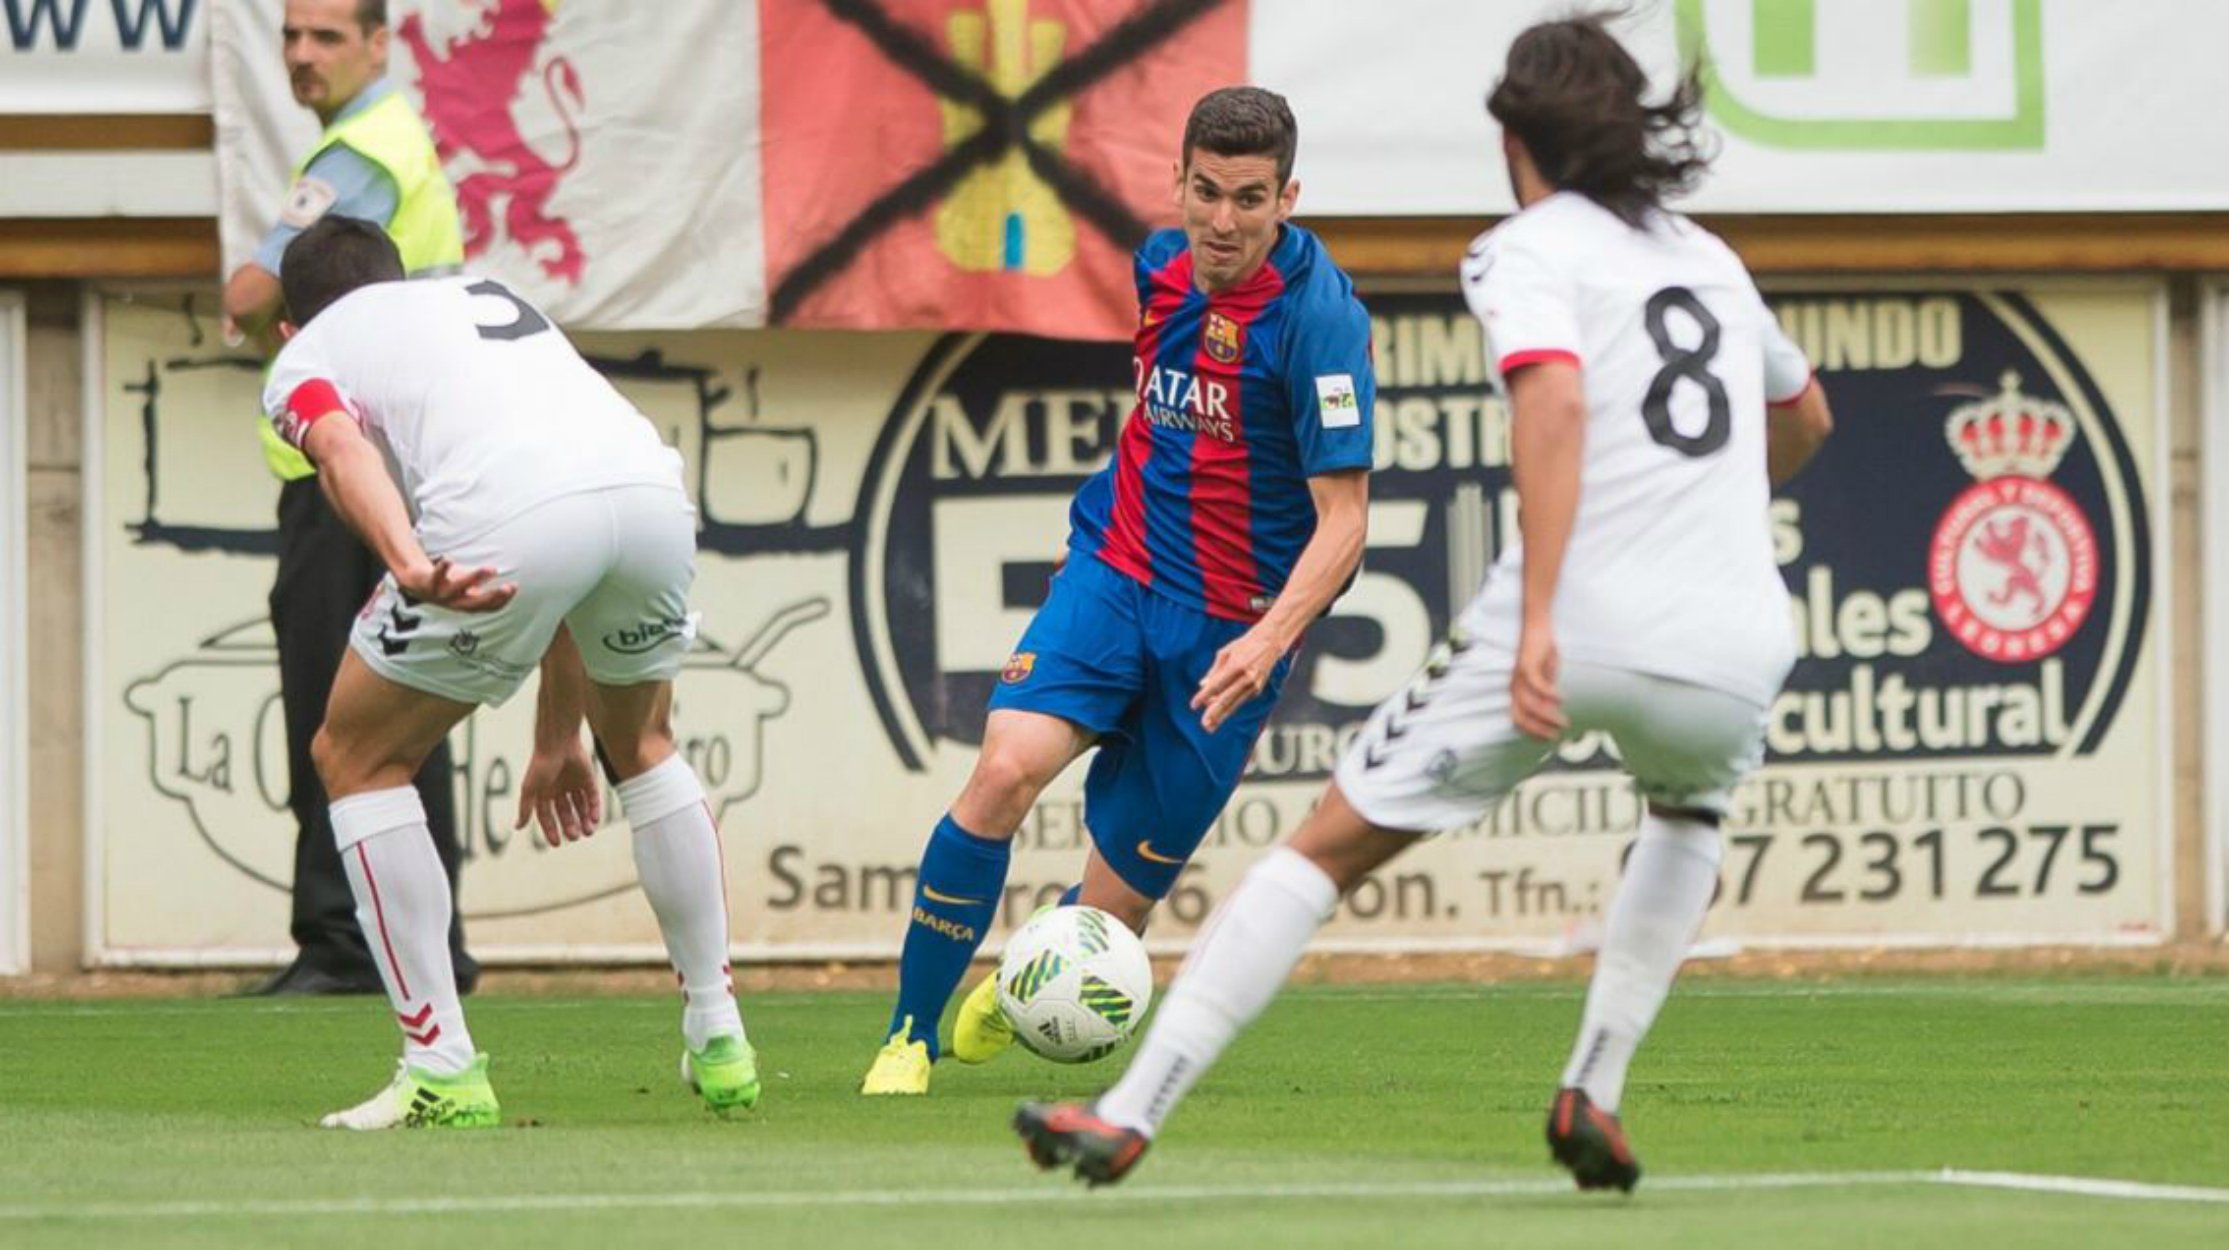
top-left (271, 477), bottom-right (476, 984)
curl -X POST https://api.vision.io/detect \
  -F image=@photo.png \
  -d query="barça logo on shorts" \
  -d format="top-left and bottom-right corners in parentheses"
top-left (1203, 311), bottom-right (1243, 365)
top-left (1002, 652), bottom-right (1037, 684)
top-left (1929, 371), bottom-right (2098, 663)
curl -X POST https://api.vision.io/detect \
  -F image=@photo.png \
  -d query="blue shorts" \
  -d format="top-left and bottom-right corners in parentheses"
top-left (988, 553), bottom-right (1294, 900)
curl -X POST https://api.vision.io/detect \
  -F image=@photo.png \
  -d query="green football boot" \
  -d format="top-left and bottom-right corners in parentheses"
top-left (682, 1034), bottom-right (762, 1113)
top-left (320, 1053), bottom-right (500, 1131)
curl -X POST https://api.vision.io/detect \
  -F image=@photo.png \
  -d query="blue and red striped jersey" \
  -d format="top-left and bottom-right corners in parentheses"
top-left (1070, 223), bottom-right (1375, 622)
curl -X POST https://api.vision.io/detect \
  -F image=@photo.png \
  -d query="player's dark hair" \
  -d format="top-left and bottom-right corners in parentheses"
top-left (356, 0), bottom-right (386, 33)
top-left (1487, 12), bottom-right (1711, 227)
top-left (281, 215), bottom-right (404, 326)
top-left (1182, 86), bottom-right (1298, 185)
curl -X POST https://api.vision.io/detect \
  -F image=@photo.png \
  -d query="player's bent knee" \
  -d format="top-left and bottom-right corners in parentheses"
top-left (958, 747), bottom-right (1058, 826)
top-left (983, 743), bottom-right (1055, 794)
top-left (594, 735), bottom-right (676, 784)
top-left (1286, 790), bottom-right (1417, 894)
top-left (1289, 840), bottom-right (1376, 895)
top-left (312, 736), bottom-right (387, 800)
top-left (310, 722), bottom-right (423, 801)
top-left (309, 724), bottom-right (348, 796)
top-left (1077, 871), bottom-right (1156, 933)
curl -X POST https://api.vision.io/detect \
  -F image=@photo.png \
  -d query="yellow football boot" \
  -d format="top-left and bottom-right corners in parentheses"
top-left (949, 969), bottom-right (1015, 1065)
top-left (860, 1020), bottom-right (933, 1096)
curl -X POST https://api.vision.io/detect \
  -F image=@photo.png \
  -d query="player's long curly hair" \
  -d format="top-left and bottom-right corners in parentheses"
top-left (1487, 12), bottom-right (1713, 228)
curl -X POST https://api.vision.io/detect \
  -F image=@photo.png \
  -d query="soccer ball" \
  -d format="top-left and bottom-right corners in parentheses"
top-left (996, 905), bottom-right (1153, 1064)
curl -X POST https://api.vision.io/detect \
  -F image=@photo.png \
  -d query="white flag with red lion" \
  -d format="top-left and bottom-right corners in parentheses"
top-left (213, 0), bottom-right (767, 329)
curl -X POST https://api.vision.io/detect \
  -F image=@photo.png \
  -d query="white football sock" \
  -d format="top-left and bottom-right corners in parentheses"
top-left (333, 787), bottom-right (476, 1076)
top-left (1095, 847), bottom-right (1338, 1137)
top-left (619, 755), bottom-right (744, 1052)
top-left (1560, 811), bottom-right (1724, 1113)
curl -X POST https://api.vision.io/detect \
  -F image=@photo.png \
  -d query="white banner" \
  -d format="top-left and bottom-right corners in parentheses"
top-left (213, 0), bottom-right (765, 329)
top-left (88, 279), bottom-right (2171, 963)
top-left (0, 0), bottom-right (208, 112)
top-left (1263, 0), bottom-right (2229, 215)
top-left (1, 291), bottom-right (25, 974)
top-left (205, 1), bottom-right (2229, 340)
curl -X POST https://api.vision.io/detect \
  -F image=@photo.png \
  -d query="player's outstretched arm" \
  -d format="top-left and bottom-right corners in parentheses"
top-left (302, 415), bottom-right (516, 613)
top-left (1192, 468), bottom-right (1368, 732)
top-left (516, 625), bottom-right (603, 847)
top-left (1766, 379), bottom-right (1834, 487)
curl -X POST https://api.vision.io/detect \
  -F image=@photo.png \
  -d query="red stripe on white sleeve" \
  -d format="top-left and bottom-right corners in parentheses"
top-left (276, 378), bottom-right (352, 449)
top-left (1769, 373), bottom-right (1818, 408)
top-left (1498, 348), bottom-right (1581, 374)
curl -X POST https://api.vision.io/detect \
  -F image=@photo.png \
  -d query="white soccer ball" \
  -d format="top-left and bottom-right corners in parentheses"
top-left (996, 905), bottom-right (1153, 1064)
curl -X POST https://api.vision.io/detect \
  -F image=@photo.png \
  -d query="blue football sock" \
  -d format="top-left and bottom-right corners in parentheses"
top-left (886, 814), bottom-right (1009, 1057)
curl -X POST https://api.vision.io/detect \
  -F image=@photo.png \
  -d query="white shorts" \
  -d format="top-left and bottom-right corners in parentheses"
top-left (1332, 627), bottom-right (1771, 833)
top-left (352, 485), bottom-right (698, 706)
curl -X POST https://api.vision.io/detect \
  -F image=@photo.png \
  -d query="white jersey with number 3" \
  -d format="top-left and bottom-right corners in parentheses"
top-left (1461, 192), bottom-right (1812, 708)
top-left (262, 276), bottom-right (684, 551)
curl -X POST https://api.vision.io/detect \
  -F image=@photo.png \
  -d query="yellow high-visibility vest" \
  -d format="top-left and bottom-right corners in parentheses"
top-left (261, 89), bottom-right (464, 480)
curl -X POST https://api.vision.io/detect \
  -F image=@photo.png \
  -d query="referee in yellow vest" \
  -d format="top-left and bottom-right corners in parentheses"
top-left (224, 0), bottom-right (477, 997)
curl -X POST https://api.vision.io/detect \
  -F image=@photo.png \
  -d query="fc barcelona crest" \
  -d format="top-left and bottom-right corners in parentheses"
top-left (1204, 311), bottom-right (1242, 365)
top-left (1001, 652), bottom-right (1037, 684)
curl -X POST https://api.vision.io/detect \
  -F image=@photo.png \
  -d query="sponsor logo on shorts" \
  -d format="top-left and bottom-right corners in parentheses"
top-left (1001, 652), bottom-right (1036, 684)
top-left (604, 616), bottom-right (691, 655)
top-left (1133, 839), bottom-right (1184, 866)
top-left (376, 589), bottom-right (424, 658)
top-left (449, 630), bottom-right (480, 657)
top-left (447, 649), bottom-right (533, 684)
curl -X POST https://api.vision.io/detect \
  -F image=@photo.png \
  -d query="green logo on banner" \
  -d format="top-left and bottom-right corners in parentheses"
top-left (1677, 0), bottom-right (2044, 150)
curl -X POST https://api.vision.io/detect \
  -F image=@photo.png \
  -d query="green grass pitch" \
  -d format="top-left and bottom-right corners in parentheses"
top-left (3, 976), bottom-right (2225, 1248)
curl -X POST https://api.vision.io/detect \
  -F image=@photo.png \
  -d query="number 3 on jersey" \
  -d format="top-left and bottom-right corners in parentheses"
top-left (1641, 286), bottom-right (1730, 458)
top-left (467, 278), bottom-right (551, 341)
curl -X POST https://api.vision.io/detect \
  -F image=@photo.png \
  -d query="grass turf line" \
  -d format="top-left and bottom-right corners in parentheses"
top-left (0, 978), bottom-right (2223, 1249)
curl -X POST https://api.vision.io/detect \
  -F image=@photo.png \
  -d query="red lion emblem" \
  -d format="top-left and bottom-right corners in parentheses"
top-left (1929, 476), bottom-right (2098, 664)
top-left (398, 0), bottom-right (586, 284)
top-left (1974, 515), bottom-right (2048, 614)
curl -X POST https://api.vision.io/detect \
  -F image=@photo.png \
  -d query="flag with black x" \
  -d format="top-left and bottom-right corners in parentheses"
top-left (762, 0), bottom-right (1247, 339)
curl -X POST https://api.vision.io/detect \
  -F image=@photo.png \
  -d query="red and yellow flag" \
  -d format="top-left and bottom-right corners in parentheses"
top-left (761, 0), bottom-right (1248, 340)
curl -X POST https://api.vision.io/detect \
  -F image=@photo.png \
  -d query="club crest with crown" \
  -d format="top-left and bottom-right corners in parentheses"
top-left (1927, 371), bottom-right (2099, 663)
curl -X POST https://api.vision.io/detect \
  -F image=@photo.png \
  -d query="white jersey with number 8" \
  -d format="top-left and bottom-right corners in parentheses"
top-left (1460, 192), bottom-right (1812, 708)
